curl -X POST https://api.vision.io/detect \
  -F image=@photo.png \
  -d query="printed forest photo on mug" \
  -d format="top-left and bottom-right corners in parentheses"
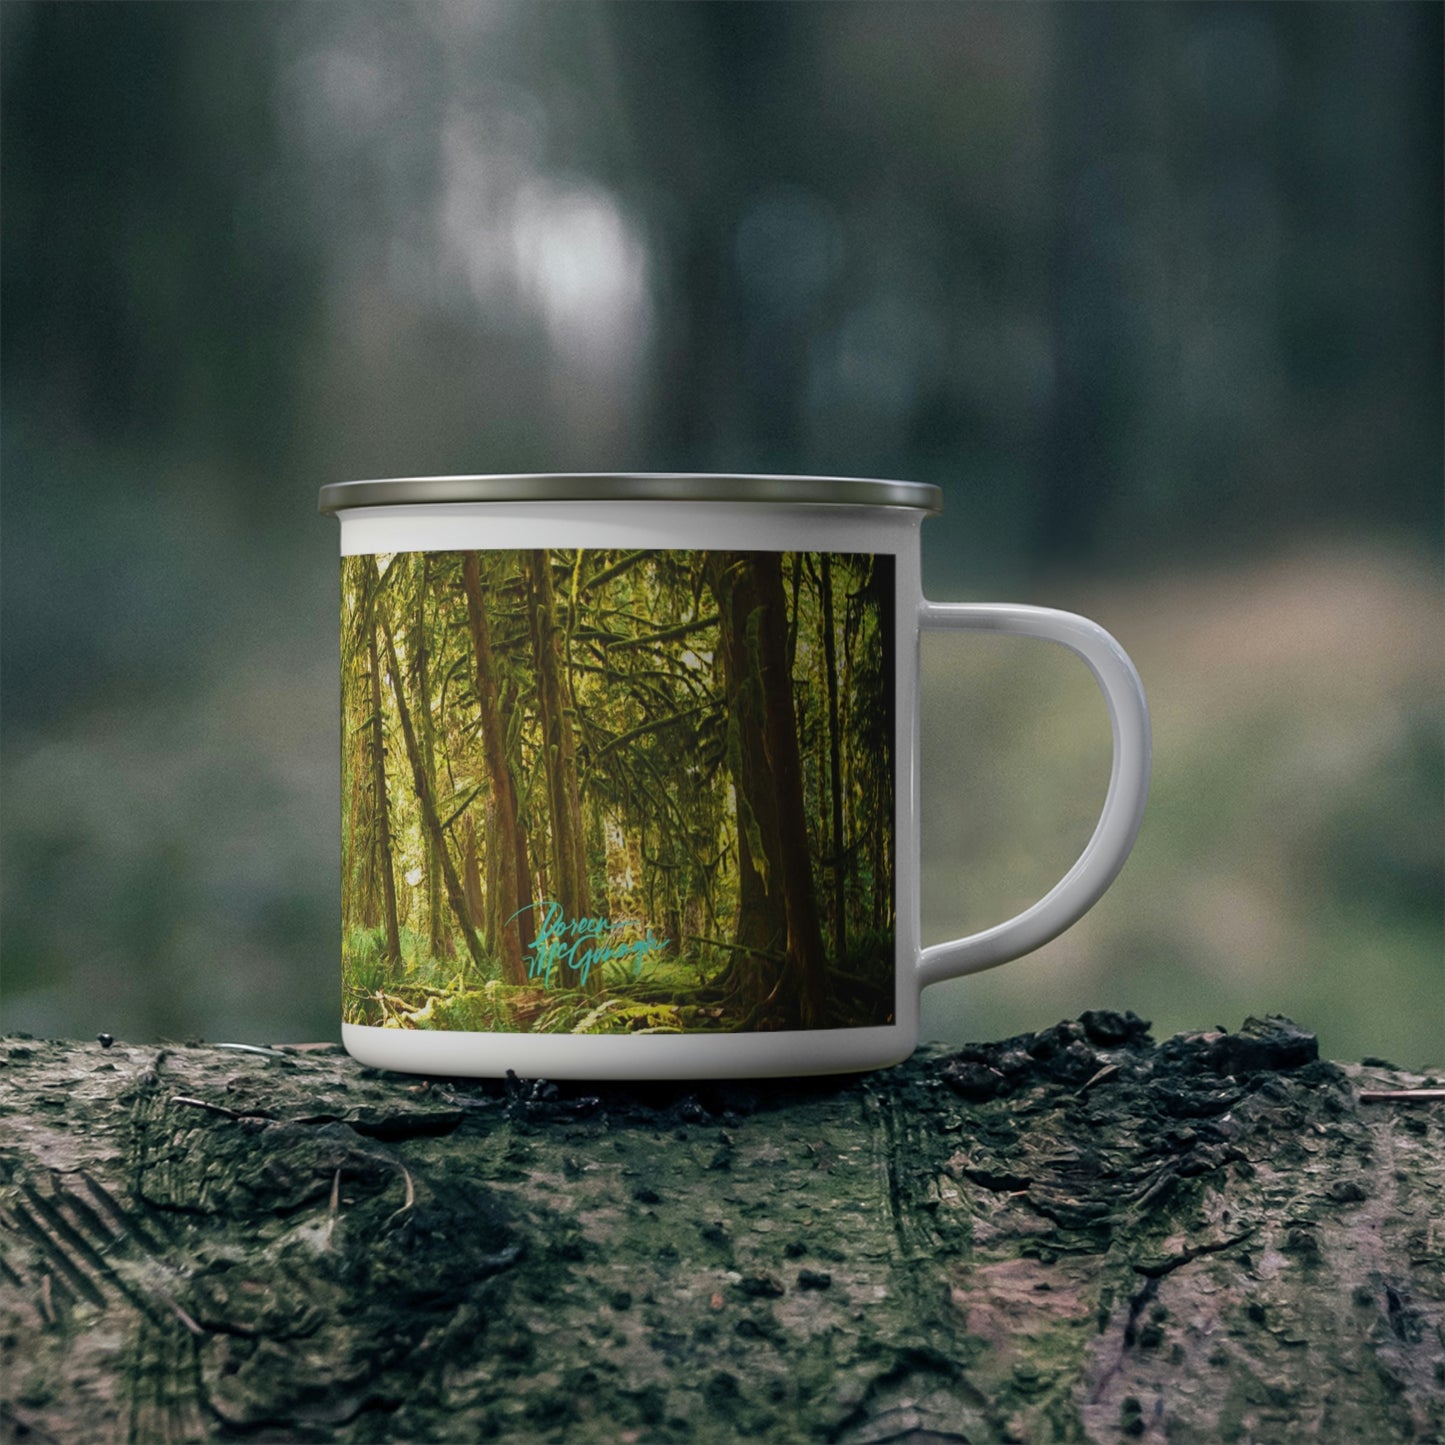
top-left (341, 549), bottom-right (896, 1034)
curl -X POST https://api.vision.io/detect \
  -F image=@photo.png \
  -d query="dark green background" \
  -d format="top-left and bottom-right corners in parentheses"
top-left (3, 3), bottom-right (1440, 1062)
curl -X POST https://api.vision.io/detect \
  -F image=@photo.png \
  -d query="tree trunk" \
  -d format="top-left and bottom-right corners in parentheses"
top-left (376, 603), bottom-right (487, 978)
top-left (499, 675), bottom-right (537, 964)
top-left (710, 555), bottom-right (786, 1017)
top-left (413, 557), bottom-right (452, 961)
top-left (461, 552), bottom-right (532, 986)
top-left (526, 552), bottom-right (591, 930)
top-left (3, 1016), bottom-right (1440, 1444)
top-left (463, 810), bottom-right (487, 945)
top-left (819, 553), bottom-right (847, 969)
top-left (709, 552), bottom-right (828, 1029)
top-left (366, 611), bottom-right (402, 967)
top-left (346, 730), bottom-right (379, 933)
top-left (858, 556), bottom-right (895, 938)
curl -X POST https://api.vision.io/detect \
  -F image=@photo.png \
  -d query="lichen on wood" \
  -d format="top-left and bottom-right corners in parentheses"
top-left (1, 1015), bottom-right (1441, 1443)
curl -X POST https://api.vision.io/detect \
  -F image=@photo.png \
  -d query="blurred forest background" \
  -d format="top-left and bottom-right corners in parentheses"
top-left (2, 2), bottom-right (1440, 1064)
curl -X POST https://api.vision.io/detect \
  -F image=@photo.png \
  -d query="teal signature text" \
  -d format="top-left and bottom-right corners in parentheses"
top-left (507, 901), bottom-right (670, 989)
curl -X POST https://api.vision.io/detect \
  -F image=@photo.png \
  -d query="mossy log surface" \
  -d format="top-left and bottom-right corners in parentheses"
top-left (2, 1015), bottom-right (1442, 1444)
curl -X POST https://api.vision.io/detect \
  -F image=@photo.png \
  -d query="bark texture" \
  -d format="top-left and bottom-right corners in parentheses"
top-left (461, 551), bottom-right (533, 986)
top-left (1, 1015), bottom-right (1441, 1445)
top-left (525, 550), bottom-right (590, 937)
top-left (708, 552), bottom-right (829, 1029)
top-left (378, 610), bottom-right (487, 979)
top-left (365, 614), bottom-right (402, 968)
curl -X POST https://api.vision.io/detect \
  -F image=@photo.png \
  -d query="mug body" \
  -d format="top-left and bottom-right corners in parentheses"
top-left (324, 477), bottom-right (939, 1079)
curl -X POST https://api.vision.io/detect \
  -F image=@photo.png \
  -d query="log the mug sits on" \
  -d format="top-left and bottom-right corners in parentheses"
top-left (2, 1018), bottom-right (1441, 1442)
top-left (316, 473), bottom-right (1152, 1080)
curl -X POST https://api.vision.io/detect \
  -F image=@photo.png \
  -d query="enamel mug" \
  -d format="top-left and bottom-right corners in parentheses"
top-left (318, 474), bottom-right (1150, 1079)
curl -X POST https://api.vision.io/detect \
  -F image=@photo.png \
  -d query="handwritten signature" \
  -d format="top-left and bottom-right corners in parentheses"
top-left (506, 900), bottom-right (670, 989)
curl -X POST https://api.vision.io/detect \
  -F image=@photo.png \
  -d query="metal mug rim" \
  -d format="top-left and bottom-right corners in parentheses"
top-left (317, 472), bottom-right (943, 516)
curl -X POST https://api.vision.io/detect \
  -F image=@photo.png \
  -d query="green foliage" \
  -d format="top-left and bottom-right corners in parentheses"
top-left (341, 927), bottom-right (390, 1015)
top-left (341, 548), bottom-right (897, 1035)
top-left (341, 928), bottom-right (818, 1036)
top-left (401, 985), bottom-right (510, 1034)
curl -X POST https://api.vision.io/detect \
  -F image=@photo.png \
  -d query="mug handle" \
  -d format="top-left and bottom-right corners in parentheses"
top-left (916, 601), bottom-right (1152, 987)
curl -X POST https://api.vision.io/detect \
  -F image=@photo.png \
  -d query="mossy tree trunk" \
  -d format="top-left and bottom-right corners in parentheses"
top-left (412, 555), bottom-right (452, 963)
top-left (707, 552), bottom-right (829, 1030)
top-left (818, 552), bottom-right (847, 972)
top-left (377, 606), bottom-right (486, 979)
top-left (461, 550), bottom-right (533, 987)
top-left (1, 1016), bottom-right (1441, 1444)
top-left (525, 550), bottom-right (590, 939)
top-left (365, 603), bottom-right (402, 968)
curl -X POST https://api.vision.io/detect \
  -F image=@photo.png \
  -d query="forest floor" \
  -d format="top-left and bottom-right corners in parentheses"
top-left (342, 928), bottom-right (896, 1036)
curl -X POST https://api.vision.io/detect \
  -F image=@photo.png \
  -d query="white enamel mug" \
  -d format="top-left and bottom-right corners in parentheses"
top-left (319, 474), bottom-right (1150, 1079)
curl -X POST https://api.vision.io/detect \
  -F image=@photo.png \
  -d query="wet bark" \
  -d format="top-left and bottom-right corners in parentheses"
top-left (2, 1015), bottom-right (1441, 1445)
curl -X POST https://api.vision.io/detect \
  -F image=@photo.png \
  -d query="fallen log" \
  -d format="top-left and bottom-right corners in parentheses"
top-left (1, 1014), bottom-right (1441, 1443)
